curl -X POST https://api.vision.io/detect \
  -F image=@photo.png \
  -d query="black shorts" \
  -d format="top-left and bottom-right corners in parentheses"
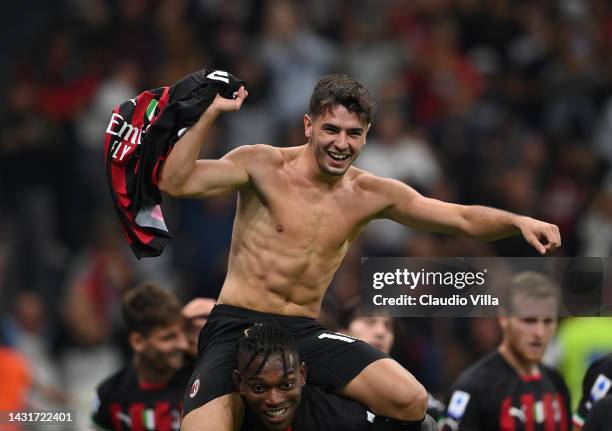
top-left (183, 304), bottom-right (387, 417)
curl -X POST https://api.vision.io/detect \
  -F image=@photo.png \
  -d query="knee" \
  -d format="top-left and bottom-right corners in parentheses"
top-left (384, 382), bottom-right (428, 421)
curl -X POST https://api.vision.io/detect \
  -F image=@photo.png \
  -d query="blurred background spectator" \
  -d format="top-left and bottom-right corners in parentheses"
top-left (2, 0), bottom-right (612, 427)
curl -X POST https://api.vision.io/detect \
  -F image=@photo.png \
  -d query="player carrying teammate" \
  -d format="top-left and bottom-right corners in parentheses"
top-left (233, 322), bottom-right (437, 431)
top-left (440, 271), bottom-right (571, 430)
top-left (158, 74), bottom-right (561, 430)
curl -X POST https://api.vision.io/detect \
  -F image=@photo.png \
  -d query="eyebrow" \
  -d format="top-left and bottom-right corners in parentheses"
top-left (246, 371), bottom-right (296, 383)
top-left (321, 123), bottom-right (364, 133)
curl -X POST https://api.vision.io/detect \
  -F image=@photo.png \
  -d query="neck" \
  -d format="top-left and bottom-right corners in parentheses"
top-left (134, 356), bottom-right (174, 387)
top-left (497, 344), bottom-right (539, 377)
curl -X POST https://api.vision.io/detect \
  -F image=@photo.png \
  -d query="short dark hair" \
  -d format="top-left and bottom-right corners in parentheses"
top-left (339, 302), bottom-right (393, 330)
top-left (503, 271), bottom-right (560, 315)
top-left (309, 74), bottom-right (375, 126)
top-left (237, 323), bottom-right (298, 379)
top-left (122, 284), bottom-right (182, 336)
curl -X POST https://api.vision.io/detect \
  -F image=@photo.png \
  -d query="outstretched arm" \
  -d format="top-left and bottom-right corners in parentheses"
top-left (159, 87), bottom-right (250, 198)
top-left (377, 178), bottom-right (561, 254)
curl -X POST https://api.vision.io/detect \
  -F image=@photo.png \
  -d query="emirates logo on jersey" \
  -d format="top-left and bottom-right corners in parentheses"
top-left (189, 378), bottom-right (201, 398)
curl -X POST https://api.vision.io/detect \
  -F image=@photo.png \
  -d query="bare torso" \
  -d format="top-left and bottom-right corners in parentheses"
top-left (217, 145), bottom-right (386, 318)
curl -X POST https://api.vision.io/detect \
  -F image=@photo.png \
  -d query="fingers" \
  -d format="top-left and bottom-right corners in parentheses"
top-left (525, 231), bottom-right (547, 255)
top-left (210, 86), bottom-right (249, 114)
top-left (233, 86), bottom-right (248, 110)
top-left (543, 224), bottom-right (561, 252)
top-left (525, 223), bottom-right (561, 255)
top-left (236, 85), bottom-right (248, 100)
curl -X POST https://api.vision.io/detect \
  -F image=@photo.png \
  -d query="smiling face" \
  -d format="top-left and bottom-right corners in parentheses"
top-left (131, 321), bottom-right (188, 373)
top-left (234, 351), bottom-right (306, 431)
top-left (304, 104), bottom-right (369, 177)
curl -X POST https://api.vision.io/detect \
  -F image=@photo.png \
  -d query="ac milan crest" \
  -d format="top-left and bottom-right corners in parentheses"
top-left (189, 377), bottom-right (201, 398)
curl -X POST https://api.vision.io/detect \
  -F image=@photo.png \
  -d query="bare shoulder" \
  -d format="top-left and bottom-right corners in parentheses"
top-left (351, 167), bottom-right (421, 217)
top-left (351, 167), bottom-right (402, 194)
top-left (223, 144), bottom-right (284, 168)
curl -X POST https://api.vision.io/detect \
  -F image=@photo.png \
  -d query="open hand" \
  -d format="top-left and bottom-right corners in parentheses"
top-left (517, 217), bottom-right (561, 255)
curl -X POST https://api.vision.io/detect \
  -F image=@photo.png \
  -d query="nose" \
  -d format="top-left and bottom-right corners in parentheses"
top-left (265, 388), bottom-right (285, 407)
top-left (335, 131), bottom-right (349, 150)
top-left (373, 321), bottom-right (386, 338)
top-left (533, 322), bottom-right (546, 339)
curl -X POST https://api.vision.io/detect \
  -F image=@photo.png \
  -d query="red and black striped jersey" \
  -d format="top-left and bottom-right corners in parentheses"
top-left (91, 364), bottom-right (192, 431)
top-left (104, 69), bottom-right (243, 258)
top-left (440, 351), bottom-right (571, 431)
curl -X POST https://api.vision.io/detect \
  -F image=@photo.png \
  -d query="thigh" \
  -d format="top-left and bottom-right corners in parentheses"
top-left (296, 328), bottom-right (387, 390)
top-left (183, 338), bottom-right (239, 418)
top-left (181, 393), bottom-right (244, 431)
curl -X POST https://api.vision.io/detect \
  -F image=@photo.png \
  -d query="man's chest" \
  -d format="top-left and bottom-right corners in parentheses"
top-left (251, 176), bottom-right (373, 249)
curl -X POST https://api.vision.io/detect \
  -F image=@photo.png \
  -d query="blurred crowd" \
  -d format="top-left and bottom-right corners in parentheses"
top-left (2, 0), bottom-right (612, 428)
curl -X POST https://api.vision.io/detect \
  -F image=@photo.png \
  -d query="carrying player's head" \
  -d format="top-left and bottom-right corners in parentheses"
top-left (122, 284), bottom-right (188, 373)
top-left (233, 323), bottom-right (306, 431)
top-left (340, 304), bottom-right (395, 354)
top-left (499, 271), bottom-right (560, 366)
top-left (305, 74), bottom-right (375, 177)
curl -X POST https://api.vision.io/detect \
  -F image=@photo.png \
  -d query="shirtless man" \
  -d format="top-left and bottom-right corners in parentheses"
top-left (159, 75), bottom-right (560, 430)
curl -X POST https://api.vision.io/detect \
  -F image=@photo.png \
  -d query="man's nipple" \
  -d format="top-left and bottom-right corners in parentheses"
top-left (276, 224), bottom-right (284, 233)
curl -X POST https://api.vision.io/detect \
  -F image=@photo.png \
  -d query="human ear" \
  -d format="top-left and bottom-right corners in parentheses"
top-left (304, 114), bottom-right (313, 139)
top-left (232, 370), bottom-right (244, 393)
top-left (299, 362), bottom-right (307, 386)
top-left (129, 332), bottom-right (145, 353)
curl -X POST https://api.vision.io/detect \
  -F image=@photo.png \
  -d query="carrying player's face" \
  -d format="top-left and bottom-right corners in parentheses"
top-left (346, 316), bottom-right (395, 354)
top-left (304, 105), bottom-right (369, 177)
top-left (134, 321), bottom-right (188, 373)
top-left (234, 352), bottom-right (306, 431)
top-left (500, 295), bottom-right (558, 365)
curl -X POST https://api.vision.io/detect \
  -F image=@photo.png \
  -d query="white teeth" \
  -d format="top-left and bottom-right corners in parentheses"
top-left (266, 408), bottom-right (287, 417)
top-left (329, 152), bottom-right (349, 160)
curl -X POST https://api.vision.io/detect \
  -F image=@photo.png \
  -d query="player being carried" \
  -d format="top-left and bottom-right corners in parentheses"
top-left (159, 74), bottom-right (561, 430)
